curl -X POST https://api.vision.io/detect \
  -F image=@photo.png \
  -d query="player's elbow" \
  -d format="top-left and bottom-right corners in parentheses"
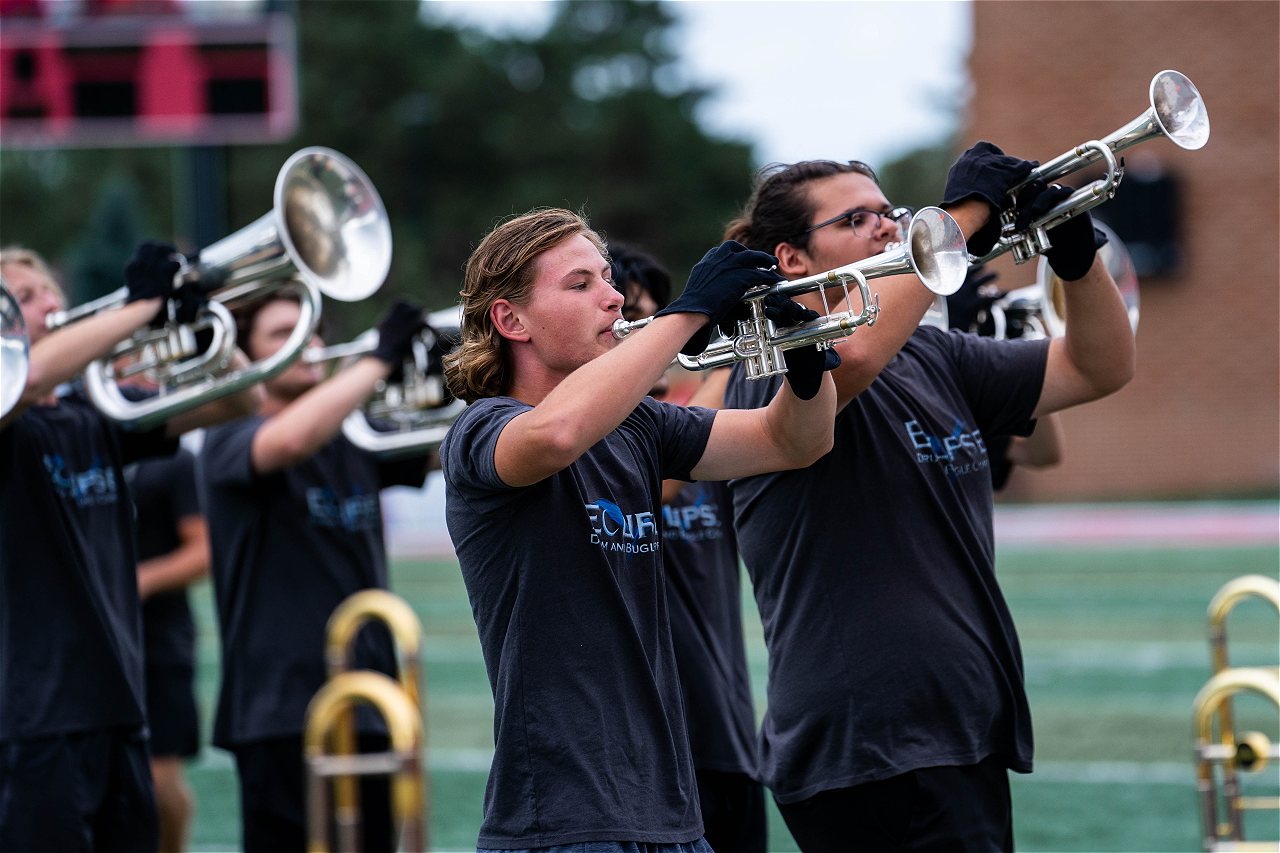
top-left (775, 419), bottom-right (834, 470)
top-left (1092, 346), bottom-right (1136, 399)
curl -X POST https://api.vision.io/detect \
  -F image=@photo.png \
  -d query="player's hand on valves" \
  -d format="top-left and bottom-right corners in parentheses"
top-left (167, 281), bottom-right (209, 326)
top-left (656, 241), bottom-right (784, 355)
top-left (372, 299), bottom-right (428, 377)
top-left (761, 293), bottom-right (840, 401)
top-left (124, 241), bottom-right (181, 305)
top-left (1015, 181), bottom-right (1110, 281)
top-left (942, 141), bottom-right (1038, 256)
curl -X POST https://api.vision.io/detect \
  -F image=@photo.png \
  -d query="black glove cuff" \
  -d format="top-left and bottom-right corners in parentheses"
top-left (965, 217), bottom-right (1002, 258)
top-left (677, 321), bottom-right (714, 358)
top-left (1048, 223), bottom-right (1111, 282)
top-left (783, 346), bottom-right (841, 401)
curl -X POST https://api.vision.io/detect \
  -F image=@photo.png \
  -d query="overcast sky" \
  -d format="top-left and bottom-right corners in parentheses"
top-left (422, 0), bottom-right (973, 169)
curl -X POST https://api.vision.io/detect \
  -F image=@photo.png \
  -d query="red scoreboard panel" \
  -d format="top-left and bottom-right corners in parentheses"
top-left (0, 12), bottom-right (297, 148)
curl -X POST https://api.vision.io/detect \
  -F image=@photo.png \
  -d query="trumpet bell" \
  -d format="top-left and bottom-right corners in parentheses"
top-left (1037, 221), bottom-right (1140, 338)
top-left (904, 207), bottom-right (969, 297)
top-left (1, 281), bottom-right (30, 418)
top-left (1150, 69), bottom-right (1211, 151)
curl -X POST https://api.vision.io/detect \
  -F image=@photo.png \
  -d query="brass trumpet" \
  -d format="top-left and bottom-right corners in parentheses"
top-left (0, 280), bottom-right (29, 419)
top-left (49, 147), bottom-right (393, 430)
top-left (612, 206), bottom-right (967, 379)
top-left (304, 305), bottom-right (464, 457)
top-left (307, 589), bottom-right (428, 853)
top-left (974, 69), bottom-right (1210, 267)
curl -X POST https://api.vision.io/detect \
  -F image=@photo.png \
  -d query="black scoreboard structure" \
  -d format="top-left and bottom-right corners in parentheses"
top-left (1, 12), bottom-right (297, 148)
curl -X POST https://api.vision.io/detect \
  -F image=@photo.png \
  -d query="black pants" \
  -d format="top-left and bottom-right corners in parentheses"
top-left (0, 727), bottom-right (157, 852)
top-left (233, 733), bottom-right (394, 853)
top-left (776, 756), bottom-right (1013, 853)
top-left (696, 768), bottom-right (767, 853)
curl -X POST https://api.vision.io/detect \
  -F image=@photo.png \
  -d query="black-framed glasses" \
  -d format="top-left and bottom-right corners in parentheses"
top-left (802, 205), bottom-right (914, 239)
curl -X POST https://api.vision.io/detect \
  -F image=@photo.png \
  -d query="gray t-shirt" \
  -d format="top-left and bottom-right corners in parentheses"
top-left (726, 325), bottom-right (1049, 804)
top-left (199, 416), bottom-right (428, 748)
top-left (442, 395), bottom-right (715, 849)
top-left (0, 390), bottom-right (176, 741)
top-left (662, 480), bottom-right (758, 777)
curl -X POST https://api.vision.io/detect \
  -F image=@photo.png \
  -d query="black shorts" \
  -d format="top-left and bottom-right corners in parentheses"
top-left (0, 726), bottom-right (158, 852)
top-left (144, 663), bottom-right (199, 758)
top-left (776, 755), bottom-right (1013, 853)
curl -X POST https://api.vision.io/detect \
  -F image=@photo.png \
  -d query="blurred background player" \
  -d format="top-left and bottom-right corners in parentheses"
top-left (0, 243), bottom-right (255, 852)
top-left (612, 240), bottom-right (765, 853)
top-left (128, 442), bottom-right (210, 853)
top-left (198, 290), bottom-right (435, 853)
top-left (719, 146), bottom-right (1136, 851)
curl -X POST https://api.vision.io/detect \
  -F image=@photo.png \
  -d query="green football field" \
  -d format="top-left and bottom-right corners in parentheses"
top-left (184, 538), bottom-right (1279, 852)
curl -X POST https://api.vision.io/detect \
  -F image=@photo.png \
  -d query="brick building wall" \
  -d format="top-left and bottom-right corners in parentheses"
top-left (964, 0), bottom-right (1279, 501)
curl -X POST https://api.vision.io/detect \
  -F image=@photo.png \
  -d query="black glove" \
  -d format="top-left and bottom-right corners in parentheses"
top-left (781, 343), bottom-right (841, 401)
top-left (656, 241), bottom-right (783, 356)
top-left (372, 299), bottom-right (427, 370)
top-left (124, 241), bottom-right (181, 304)
top-left (1014, 181), bottom-right (1110, 282)
top-left (942, 141), bottom-right (1038, 256)
top-left (168, 280), bottom-right (209, 326)
top-left (760, 293), bottom-right (840, 401)
top-left (761, 292), bottom-right (817, 327)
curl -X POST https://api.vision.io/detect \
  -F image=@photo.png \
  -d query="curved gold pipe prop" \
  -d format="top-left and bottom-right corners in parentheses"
top-left (320, 590), bottom-right (427, 853)
top-left (304, 670), bottom-right (425, 853)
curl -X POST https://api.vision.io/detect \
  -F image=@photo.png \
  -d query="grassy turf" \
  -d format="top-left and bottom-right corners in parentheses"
top-left (185, 545), bottom-right (1279, 851)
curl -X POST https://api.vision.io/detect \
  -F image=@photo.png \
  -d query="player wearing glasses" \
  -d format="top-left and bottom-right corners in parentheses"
top-left (719, 145), bottom-right (1136, 851)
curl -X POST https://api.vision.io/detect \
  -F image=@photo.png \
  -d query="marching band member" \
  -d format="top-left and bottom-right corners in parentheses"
top-left (720, 147), bottom-right (1136, 851)
top-left (0, 244), bottom-right (255, 851)
top-left (612, 241), bottom-right (766, 853)
top-left (438, 208), bottom-right (837, 852)
top-left (197, 290), bottom-right (434, 853)
top-left (129, 444), bottom-right (209, 853)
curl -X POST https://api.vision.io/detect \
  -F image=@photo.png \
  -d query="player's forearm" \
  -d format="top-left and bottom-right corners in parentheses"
top-left (24, 299), bottom-right (162, 402)
top-left (816, 278), bottom-right (936, 406)
top-left (1059, 255), bottom-right (1136, 397)
top-left (252, 357), bottom-right (388, 472)
top-left (764, 372), bottom-right (837, 466)
top-left (137, 544), bottom-right (210, 600)
top-left (529, 314), bottom-right (698, 452)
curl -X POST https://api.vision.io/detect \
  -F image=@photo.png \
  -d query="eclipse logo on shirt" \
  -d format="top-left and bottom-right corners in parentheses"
top-left (585, 498), bottom-right (659, 554)
top-left (306, 486), bottom-right (381, 532)
top-left (903, 418), bottom-right (991, 481)
top-left (661, 488), bottom-right (724, 544)
top-left (43, 453), bottom-right (118, 507)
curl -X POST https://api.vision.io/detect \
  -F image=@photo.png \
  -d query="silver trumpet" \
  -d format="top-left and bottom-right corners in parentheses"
top-left (974, 69), bottom-right (1210, 266)
top-left (979, 222), bottom-right (1141, 341)
top-left (0, 280), bottom-right (30, 419)
top-left (49, 147), bottom-right (392, 430)
top-left (304, 305), bottom-right (463, 457)
top-left (612, 206), bottom-right (968, 380)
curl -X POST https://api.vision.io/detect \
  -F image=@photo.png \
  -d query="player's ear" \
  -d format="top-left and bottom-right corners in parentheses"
top-left (490, 299), bottom-right (530, 342)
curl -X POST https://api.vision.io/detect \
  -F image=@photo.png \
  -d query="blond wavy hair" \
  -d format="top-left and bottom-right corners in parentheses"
top-left (444, 208), bottom-right (607, 402)
top-left (0, 245), bottom-right (65, 305)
